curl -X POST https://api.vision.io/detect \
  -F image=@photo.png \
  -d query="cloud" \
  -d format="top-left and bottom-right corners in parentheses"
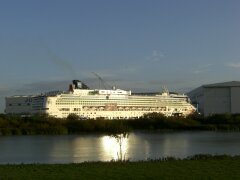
top-left (147, 50), bottom-right (165, 62)
top-left (227, 62), bottom-right (240, 68)
top-left (120, 66), bottom-right (138, 73)
top-left (15, 80), bottom-right (70, 94)
top-left (0, 85), bottom-right (8, 94)
top-left (192, 64), bottom-right (212, 74)
top-left (2, 80), bottom-right (81, 97)
top-left (193, 70), bottom-right (202, 74)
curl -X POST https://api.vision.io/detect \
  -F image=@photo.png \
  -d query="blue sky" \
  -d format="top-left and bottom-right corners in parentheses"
top-left (0, 0), bottom-right (240, 113)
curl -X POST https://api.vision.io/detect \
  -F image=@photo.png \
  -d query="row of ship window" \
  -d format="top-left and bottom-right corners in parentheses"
top-left (55, 102), bottom-right (186, 106)
top-left (62, 112), bottom-right (140, 119)
top-left (58, 108), bottom-right (177, 112)
top-left (8, 103), bottom-right (31, 106)
top-left (56, 100), bottom-right (185, 103)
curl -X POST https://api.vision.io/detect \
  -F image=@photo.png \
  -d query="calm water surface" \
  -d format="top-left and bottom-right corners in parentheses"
top-left (0, 131), bottom-right (240, 164)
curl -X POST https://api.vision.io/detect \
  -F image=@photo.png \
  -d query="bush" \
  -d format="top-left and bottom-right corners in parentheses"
top-left (1, 112), bottom-right (240, 136)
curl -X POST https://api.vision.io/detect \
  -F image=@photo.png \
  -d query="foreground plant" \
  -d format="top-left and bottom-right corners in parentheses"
top-left (108, 120), bottom-right (130, 161)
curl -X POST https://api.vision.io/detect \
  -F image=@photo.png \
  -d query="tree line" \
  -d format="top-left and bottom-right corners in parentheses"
top-left (1, 113), bottom-right (240, 135)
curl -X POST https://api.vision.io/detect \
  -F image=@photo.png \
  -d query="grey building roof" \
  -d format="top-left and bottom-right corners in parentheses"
top-left (203, 81), bottom-right (240, 88)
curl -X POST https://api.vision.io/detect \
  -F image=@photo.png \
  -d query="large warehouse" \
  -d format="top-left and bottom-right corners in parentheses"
top-left (187, 81), bottom-right (240, 116)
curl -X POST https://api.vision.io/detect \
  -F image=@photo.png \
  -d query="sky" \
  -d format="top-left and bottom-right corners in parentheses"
top-left (0, 0), bottom-right (240, 113)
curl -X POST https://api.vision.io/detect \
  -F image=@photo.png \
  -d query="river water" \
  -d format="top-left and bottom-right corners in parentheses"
top-left (0, 131), bottom-right (240, 164)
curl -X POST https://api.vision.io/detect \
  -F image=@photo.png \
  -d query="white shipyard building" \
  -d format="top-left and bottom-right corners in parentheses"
top-left (5, 80), bottom-right (196, 119)
top-left (188, 81), bottom-right (240, 116)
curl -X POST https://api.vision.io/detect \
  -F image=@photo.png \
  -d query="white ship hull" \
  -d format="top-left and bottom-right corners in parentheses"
top-left (5, 80), bottom-right (196, 119)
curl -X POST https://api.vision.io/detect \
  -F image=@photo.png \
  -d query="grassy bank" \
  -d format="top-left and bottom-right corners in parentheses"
top-left (1, 113), bottom-right (240, 135)
top-left (0, 155), bottom-right (240, 179)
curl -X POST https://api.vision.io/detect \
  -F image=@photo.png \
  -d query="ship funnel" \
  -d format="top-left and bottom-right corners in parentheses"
top-left (72, 80), bottom-right (89, 89)
top-left (73, 80), bottom-right (82, 89)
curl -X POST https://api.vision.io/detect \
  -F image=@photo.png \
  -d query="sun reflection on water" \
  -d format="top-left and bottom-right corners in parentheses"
top-left (101, 136), bottom-right (128, 161)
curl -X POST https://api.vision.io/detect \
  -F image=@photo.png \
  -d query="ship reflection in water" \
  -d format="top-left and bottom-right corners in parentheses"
top-left (101, 136), bottom-right (129, 161)
top-left (1, 132), bottom-right (240, 164)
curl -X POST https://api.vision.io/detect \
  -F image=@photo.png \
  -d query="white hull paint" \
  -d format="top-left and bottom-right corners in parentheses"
top-left (5, 80), bottom-right (196, 119)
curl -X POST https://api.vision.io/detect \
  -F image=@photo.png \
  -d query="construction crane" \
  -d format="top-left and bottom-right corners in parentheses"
top-left (92, 72), bottom-right (112, 89)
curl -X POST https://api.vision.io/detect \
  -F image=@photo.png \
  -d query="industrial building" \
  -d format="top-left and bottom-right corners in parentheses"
top-left (188, 81), bottom-right (240, 116)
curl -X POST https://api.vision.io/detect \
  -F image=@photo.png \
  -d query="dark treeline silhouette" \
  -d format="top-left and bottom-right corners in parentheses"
top-left (1, 112), bottom-right (240, 135)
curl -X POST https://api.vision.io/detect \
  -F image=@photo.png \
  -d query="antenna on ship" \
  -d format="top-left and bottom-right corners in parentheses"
top-left (92, 72), bottom-right (112, 89)
top-left (162, 85), bottom-right (169, 95)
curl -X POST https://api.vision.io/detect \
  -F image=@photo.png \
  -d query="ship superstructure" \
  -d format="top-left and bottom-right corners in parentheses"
top-left (5, 80), bottom-right (196, 119)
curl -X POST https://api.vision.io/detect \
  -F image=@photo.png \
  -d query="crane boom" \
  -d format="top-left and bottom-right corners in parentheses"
top-left (92, 72), bottom-right (111, 89)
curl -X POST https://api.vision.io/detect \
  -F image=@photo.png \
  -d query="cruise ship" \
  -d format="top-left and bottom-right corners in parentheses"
top-left (5, 80), bottom-right (196, 119)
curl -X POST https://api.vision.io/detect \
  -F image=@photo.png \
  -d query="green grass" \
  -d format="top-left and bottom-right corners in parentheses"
top-left (1, 157), bottom-right (240, 179)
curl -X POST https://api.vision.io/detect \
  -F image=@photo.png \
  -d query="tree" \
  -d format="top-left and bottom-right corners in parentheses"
top-left (108, 120), bottom-right (130, 161)
top-left (66, 113), bottom-right (79, 121)
top-left (142, 112), bottom-right (165, 120)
